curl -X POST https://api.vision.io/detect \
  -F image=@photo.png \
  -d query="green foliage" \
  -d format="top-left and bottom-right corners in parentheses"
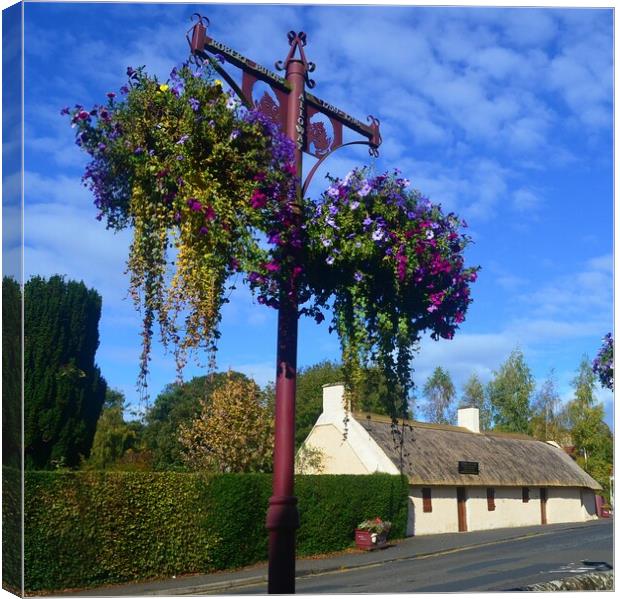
top-left (178, 375), bottom-right (273, 473)
top-left (422, 366), bottom-right (456, 424)
top-left (83, 389), bottom-right (143, 470)
top-left (23, 471), bottom-right (408, 591)
top-left (2, 467), bottom-right (22, 592)
top-left (296, 474), bottom-right (408, 556)
top-left (564, 357), bottom-right (613, 498)
top-left (24, 275), bottom-right (107, 469)
top-left (2, 277), bottom-right (22, 469)
top-left (486, 348), bottom-right (534, 434)
top-left (142, 371), bottom-right (250, 470)
top-left (530, 372), bottom-right (569, 444)
top-left (460, 373), bottom-right (491, 431)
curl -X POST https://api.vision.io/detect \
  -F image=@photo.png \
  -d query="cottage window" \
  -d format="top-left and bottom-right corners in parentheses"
top-left (486, 488), bottom-right (496, 511)
top-left (522, 487), bottom-right (530, 503)
top-left (422, 487), bottom-right (432, 513)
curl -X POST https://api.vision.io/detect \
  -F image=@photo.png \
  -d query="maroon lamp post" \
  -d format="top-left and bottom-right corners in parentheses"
top-left (188, 14), bottom-right (381, 594)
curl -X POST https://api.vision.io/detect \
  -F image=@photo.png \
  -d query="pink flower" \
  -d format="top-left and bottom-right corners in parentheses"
top-left (251, 189), bottom-right (268, 209)
top-left (204, 205), bottom-right (216, 221)
top-left (264, 261), bottom-right (280, 272)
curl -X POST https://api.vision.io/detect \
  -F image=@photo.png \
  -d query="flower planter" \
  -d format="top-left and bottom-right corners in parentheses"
top-left (355, 528), bottom-right (388, 551)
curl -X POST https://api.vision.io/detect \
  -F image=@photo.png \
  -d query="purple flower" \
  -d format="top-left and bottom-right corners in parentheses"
top-left (189, 97), bottom-right (200, 111)
top-left (215, 53), bottom-right (226, 64)
top-left (358, 182), bottom-right (372, 197)
top-left (176, 134), bottom-right (190, 145)
top-left (106, 92), bottom-right (116, 99)
top-left (134, 147), bottom-right (144, 155)
top-left (188, 198), bottom-right (202, 212)
top-left (322, 238), bottom-right (333, 247)
top-left (350, 200), bottom-right (360, 210)
top-left (176, 155), bottom-right (184, 161)
top-left (327, 186), bottom-right (339, 199)
top-left (363, 216), bottom-right (373, 227)
top-left (372, 229), bottom-right (384, 242)
top-left (326, 256), bottom-right (335, 265)
top-left (60, 107), bottom-right (70, 115)
top-left (354, 271), bottom-right (363, 282)
top-left (329, 205), bottom-right (339, 216)
top-left (120, 85), bottom-right (129, 95)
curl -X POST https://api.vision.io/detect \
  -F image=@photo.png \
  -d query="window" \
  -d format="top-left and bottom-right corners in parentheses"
top-left (422, 487), bottom-right (432, 513)
top-left (487, 488), bottom-right (496, 511)
top-left (522, 487), bottom-right (530, 503)
top-left (458, 461), bottom-right (479, 475)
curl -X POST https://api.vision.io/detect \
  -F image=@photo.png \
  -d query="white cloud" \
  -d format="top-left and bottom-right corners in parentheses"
top-left (512, 187), bottom-right (542, 213)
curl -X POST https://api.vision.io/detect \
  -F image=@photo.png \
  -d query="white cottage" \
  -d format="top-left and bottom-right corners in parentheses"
top-left (300, 383), bottom-right (601, 536)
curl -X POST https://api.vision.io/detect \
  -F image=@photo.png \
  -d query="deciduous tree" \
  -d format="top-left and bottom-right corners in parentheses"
top-left (178, 374), bottom-right (273, 472)
top-left (486, 348), bottom-right (533, 434)
top-left (564, 357), bottom-right (613, 498)
top-left (460, 373), bottom-right (492, 431)
top-left (530, 372), bottom-right (568, 444)
top-left (422, 367), bottom-right (456, 424)
top-left (142, 371), bottom-right (250, 470)
top-left (83, 389), bottom-right (143, 470)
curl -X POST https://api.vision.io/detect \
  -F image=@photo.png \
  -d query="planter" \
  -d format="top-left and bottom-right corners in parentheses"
top-left (355, 529), bottom-right (388, 551)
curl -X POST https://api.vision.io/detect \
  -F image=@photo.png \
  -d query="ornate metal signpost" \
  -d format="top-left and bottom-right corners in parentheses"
top-left (188, 15), bottom-right (381, 594)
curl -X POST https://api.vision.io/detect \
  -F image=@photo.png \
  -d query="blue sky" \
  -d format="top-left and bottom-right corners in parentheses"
top-left (7, 2), bottom-right (614, 424)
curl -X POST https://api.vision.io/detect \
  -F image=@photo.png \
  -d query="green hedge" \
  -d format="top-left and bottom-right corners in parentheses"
top-left (24, 471), bottom-right (408, 591)
top-left (2, 467), bottom-right (22, 593)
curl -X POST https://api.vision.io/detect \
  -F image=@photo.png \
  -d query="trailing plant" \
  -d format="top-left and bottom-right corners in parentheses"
top-left (67, 61), bottom-right (478, 418)
top-left (65, 63), bottom-right (297, 393)
top-left (304, 168), bottom-right (478, 418)
top-left (592, 333), bottom-right (613, 390)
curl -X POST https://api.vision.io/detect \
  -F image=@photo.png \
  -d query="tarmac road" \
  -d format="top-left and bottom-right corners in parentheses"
top-left (222, 519), bottom-right (613, 594)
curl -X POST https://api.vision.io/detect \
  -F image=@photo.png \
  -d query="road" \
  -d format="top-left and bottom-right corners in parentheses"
top-left (221, 519), bottom-right (613, 593)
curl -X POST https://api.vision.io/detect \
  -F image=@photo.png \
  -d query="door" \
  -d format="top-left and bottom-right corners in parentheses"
top-left (457, 487), bottom-right (467, 532)
top-left (540, 488), bottom-right (548, 525)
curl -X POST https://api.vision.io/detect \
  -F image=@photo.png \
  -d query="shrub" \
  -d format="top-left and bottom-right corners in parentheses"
top-left (23, 470), bottom-right (407, 591)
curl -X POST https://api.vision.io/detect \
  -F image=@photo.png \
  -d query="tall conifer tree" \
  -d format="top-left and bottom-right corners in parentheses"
top-left (24, 275), bottom-right (107, 468)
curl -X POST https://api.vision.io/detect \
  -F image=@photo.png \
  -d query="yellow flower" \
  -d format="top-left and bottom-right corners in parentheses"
top-left (214, 79), bottom-right (222, 87)
top-left (159, 84), bottom-right (169, 92)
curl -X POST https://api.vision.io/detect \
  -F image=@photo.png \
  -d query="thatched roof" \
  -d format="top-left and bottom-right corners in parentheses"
top-left (353, 413), bottom-right (602, 490)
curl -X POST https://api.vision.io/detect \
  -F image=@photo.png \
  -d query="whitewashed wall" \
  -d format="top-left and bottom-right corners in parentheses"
top-left (301, 424), bottom-right (368, 474)
top-left (408, 485), bottom-right (596, 536)
top-left (466, 486), bottom-right (542, 531)
top-left (547, 487), bottom-right (598, 523)
top-left (408, 486), bottom-right (459, 535)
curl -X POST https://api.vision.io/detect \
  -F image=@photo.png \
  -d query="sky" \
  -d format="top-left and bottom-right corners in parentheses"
top-left (4, 1), bottom-right (614, 425)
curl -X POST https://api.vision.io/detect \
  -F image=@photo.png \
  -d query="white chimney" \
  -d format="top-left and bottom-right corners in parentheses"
top-left (322, 382), bottom-right (348, 418)
top-left (457, 407), bottom-right (480, 433)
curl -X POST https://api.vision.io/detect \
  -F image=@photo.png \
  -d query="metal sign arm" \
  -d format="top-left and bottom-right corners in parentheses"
top-left (302, 140), bottom-right (375, 197)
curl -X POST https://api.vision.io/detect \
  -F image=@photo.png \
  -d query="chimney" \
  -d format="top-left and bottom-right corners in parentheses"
top-left (457, 406), bottom-right (480, 433)
top-left (322, 382), bottom-right (348, 417)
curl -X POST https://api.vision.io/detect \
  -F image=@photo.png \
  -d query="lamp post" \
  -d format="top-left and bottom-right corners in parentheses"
top-left (188, 15), bottom-right (381, 593)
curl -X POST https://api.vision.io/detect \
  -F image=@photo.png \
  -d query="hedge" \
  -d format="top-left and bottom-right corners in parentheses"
top-left (24, 471), bottom-right (408, 591)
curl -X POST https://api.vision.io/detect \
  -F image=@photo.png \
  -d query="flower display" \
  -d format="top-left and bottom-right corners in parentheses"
top-left (592, 333), bottom-right (613, 390)
top-left (357, 517), bottom-right (392, 535)
top-left (67, 62), bottom-right (478, 416)
top-left (66, 63), bottom-right (296, 389)
top-left (303, 168), bottom-right (479, 416)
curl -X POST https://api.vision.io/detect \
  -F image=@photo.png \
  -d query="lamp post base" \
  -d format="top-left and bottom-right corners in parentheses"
top-left (266, 495), bottom-right (300, 594)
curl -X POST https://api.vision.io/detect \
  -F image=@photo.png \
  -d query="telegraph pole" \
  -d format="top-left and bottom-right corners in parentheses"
top-left (188, 16), bottom-right (381, 593)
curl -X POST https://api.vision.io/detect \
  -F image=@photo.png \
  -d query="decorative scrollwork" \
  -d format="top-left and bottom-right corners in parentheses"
top-left (191, 12), bottom-right (209, 27)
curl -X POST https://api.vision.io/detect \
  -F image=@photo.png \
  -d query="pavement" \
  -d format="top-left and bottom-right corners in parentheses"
top-left (56, 519), bottom-right (610, 596)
